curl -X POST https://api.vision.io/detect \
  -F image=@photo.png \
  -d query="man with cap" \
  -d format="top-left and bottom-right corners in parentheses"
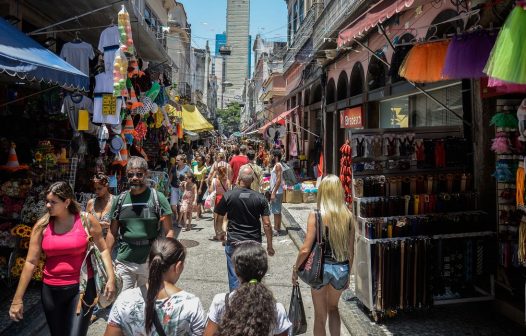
top-left (106, 156), bottom-right (174, 291)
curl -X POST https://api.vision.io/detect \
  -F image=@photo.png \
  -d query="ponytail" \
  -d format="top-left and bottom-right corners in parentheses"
top-left (144, 238), bottom-right (186, 334)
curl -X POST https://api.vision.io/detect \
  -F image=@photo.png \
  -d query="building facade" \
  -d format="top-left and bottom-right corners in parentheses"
top-left (225, 0), bottom-right (250, 103)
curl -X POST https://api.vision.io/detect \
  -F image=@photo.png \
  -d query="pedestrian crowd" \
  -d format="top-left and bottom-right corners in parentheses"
top-left (8, 139), bottom-right (355, 336)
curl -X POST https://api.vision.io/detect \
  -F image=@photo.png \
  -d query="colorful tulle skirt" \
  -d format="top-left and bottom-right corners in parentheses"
top-left (484, 5), bottom-right (526, 84)
top-left (442, 30), bottom-right (496, 79)
top-left (488, 77), bottom-right (526, 94)
top-left (399, 40), bottom-right (450, 83)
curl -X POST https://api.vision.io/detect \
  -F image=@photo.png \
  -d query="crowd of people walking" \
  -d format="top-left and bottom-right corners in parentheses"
top-left (8, 140), bottom-right (355, 336)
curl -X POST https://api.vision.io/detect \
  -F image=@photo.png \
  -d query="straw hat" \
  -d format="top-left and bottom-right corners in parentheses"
top-left (0, 143), bottom-right (29, 172)
top-left (109, 135), bottom-right (125, 154)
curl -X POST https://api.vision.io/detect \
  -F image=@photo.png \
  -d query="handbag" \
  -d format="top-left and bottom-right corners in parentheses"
top-left (297, 210), bottom-right (324, 287)
top-left (78, 212), bottom-right (123, 311)
top-left (204, 190), bottom-right (216, 210)
top-left (288, 285), bottom-right (307, 335)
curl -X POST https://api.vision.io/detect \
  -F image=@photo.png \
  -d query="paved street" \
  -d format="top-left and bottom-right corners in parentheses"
top-left (88, 210), bottom-right (350, 335)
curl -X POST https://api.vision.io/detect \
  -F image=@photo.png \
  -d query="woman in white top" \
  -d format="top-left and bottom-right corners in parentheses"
top-left (204, 241), bottom-right (291, 336)
top-left (105, 238), bottom-right (206, 336)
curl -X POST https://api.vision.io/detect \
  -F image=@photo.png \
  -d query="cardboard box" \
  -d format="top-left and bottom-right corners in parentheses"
top-left (282, 190), bottom-right (289, 203)
top-left (288, 190), bottom-right (303, 204)
top-left (302, 192), bottom-right (317, 203)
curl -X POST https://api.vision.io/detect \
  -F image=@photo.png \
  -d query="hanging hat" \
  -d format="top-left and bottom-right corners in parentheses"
top-left (56, 148), bottom-right (69, 164)
top-left (0, 143), bottom-right (29, 172)
top-left (110, 122), bottom-right (122, 134)
top-left (146, 82), bottom-right (161, 100)
top-left (123, 115), bottom-right (135, 144)
top-left (112, 137), bottom-right (128, 166)
top-left (109, 135), bottom-right (125, 154)
top-left (141, 97), bottom-right (154, 113)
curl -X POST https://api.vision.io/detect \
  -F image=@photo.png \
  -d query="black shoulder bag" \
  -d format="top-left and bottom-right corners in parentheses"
top-left (297, 210), bottom-right (324, 287)
top-left (140, 285), bottom-right (167, 336)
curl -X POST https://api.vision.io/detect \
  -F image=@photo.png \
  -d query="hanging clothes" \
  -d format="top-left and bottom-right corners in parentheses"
top-left (442, 30), bottom-right (497, 79)
top-left (484, 5), bottom-right (526, 84)
top-left (289, 132), bottom-right (298, 157)
top-left (98, 25), bottom-right (120, 73)
top-left (61, 94), bottom-right (99, 135)
top-left (60, 41), bottom-right (95, 75)
top-left (92, 71), bottom-right (122, 125)
top-left (398, 40), bottom-right (450, 83)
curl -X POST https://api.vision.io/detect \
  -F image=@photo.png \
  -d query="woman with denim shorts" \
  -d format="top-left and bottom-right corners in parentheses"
top-left (292, 174), bottom-right (356, 336)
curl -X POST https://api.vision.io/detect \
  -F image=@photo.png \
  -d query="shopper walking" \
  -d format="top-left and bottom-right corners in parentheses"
top-left (208, 152), bottom-right (232, 186)
top-left (169, 154), bottom-right (191, 225)
top-left (106, 156), bottom-right (174, 291)
top-left (193, 155), bottom-right (208, 219)
top-left (229, 145), bottom-right (249, 185)
top-left (9, 181), bottom-right (116, 336)
top-left (292, 174), bottom-right (356, 336)
top-left (237, 149), bottom-right (263, 192)
top-left (214, 166), bottom-right (274, 291)
top-left (204, 241), bottom-right (290, 336)
top-left (270, 149), bottom-right (285, 235)
top-left (209, 165), bottom-right (231, 241)
top-left (179, 172), bottom-right (198, 232)
top-left (105, 237), bottom-right (206, 336)
top-left (86, 173), bottom-right (114, 238)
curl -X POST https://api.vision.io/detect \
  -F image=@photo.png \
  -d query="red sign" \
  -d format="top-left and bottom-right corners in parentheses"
top-left (340, 107), bottom-right (363, 128)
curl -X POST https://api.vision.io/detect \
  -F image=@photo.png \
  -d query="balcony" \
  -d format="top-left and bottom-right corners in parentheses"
top-left (312, 0), bottom-right (369, 52)
top-left (283, 2), bottom-right (324, 72)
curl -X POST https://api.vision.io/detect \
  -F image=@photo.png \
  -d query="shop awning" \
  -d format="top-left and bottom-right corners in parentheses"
top-left (181, 105), bottom-right (214, 132)
top-left (0, 18), bottom-right (89, 90)
top-left (258, 106), bottom-right (297, 134)
top-left (337, 0), bottom-right (416, 48)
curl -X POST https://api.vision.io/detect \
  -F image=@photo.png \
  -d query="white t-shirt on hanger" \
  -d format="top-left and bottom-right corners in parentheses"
top-left (60, 41), bottom-right (95, 75)
top-left (93, 71), bottom-right (121, 125)
top-left (98, 26), bottom-right (120, 72)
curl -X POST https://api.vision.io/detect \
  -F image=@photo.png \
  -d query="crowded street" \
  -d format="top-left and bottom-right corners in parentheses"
top-left (1, 0), bottom-right (526, 335)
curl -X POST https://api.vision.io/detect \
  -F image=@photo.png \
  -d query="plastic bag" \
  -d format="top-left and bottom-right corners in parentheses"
top-left (204, 190), bottom-right (216, 210)
top-left (288, 285), bottom-right (307, 335)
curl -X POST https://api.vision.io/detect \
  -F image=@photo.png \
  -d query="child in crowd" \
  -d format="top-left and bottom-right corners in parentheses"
top-left (180, 172), bottom-right (198, 231)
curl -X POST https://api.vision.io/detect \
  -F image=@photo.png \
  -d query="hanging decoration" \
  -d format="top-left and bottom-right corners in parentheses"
top-left (484, 3), bottom-right (526, 84)
top-left (399, 40), bottom-right (450, 83)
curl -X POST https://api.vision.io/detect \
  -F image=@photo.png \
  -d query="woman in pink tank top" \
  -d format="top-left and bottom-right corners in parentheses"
top-left (9, 181), bottom-right (116, 336)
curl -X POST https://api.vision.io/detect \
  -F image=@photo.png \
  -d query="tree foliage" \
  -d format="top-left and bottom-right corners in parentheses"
top-left (217, 102), bottom-right (241, 134)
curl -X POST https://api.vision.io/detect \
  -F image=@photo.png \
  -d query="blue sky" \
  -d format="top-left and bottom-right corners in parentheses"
top-left (180, 0), bottom-right (288, 53)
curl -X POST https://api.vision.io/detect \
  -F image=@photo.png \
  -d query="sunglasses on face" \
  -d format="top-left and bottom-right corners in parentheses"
top-left (127, 172), bottom-right (145, 179)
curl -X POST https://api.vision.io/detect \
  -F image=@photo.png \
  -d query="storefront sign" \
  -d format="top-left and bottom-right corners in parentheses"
top-left (340, 107), bottom-right (363, 128)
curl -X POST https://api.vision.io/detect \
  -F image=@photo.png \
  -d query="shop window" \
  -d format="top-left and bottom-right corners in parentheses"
top-left (379, 96), bottom-right (409, 128)
top-left (326, 78), bottom-right (336, 105)
top-left (413, 84), bottom-right (463, 127)
top-left (350, 62), bottom-right (364, 96)
top-left (367, 51), bottom-right (387, 91)
top-left (299, 0), bottom-right (305, 24)
top-left (293, 1), bottom-right (299, 33)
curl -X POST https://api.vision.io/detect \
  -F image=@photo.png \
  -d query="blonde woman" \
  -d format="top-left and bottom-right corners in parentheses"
top-left (292, 175), bottom-right (355, 336)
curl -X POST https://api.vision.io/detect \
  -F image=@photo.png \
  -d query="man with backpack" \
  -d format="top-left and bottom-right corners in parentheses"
top-left (106, 156), bottom-right (174, 291)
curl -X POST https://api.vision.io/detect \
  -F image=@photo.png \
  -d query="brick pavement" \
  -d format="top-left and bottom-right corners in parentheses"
top-left (282, 202), bottom-right (526, 336)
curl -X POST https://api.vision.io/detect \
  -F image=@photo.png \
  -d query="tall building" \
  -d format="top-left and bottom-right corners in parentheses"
top-left (215, 33), bottom-right (227, 56)
top-left (225, 0), bottom-right (250, 102)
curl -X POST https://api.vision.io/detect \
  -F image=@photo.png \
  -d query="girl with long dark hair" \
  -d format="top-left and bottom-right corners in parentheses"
top-left (204, 241), bottom-right (291, 336)
top-left (9, 181), bottom-right (115, 336)
top-left (105, 238), bottom-right (206, 335)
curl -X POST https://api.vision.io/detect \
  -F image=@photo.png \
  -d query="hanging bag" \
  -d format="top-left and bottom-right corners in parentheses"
top-left (297, 210), bottom-right (324, 287)
top-left (288, 285), bottom-right (307, 335)
top-left (78, 212), bottom-right (123, 313)
top-left (281, 161), bottom-right (298, 186)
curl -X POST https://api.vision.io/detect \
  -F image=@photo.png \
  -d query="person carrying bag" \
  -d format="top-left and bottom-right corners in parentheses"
top-left (288, 285), bottom-right (307, 335)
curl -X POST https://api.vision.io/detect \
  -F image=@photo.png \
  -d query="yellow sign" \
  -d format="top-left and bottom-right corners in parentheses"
top-left (102, 95), bottom-right (117, 116)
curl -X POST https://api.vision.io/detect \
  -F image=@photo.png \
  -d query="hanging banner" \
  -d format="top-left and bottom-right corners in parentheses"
top-left (340, 107), bottom-right (363, 128)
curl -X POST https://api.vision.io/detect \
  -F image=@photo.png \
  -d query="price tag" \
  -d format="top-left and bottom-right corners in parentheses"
top-left (102, 95), bottom-right (117, 116)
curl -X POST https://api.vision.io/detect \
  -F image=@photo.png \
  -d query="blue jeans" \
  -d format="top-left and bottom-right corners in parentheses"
top-left (225, 244), bottom-right (240, 291)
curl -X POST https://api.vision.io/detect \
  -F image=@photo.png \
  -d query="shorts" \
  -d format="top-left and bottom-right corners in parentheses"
top-left (270, 193), bottom-right (283, 214)
top-left (170, 187), bottom-right (180, 205)
top-left (313, 262), bottom-right (349, 291)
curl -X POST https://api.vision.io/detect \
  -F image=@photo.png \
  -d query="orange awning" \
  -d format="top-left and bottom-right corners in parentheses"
top-left (258, 107), bottom-right (297, 134)
top-left (337, 0), bottom-right (416, 48)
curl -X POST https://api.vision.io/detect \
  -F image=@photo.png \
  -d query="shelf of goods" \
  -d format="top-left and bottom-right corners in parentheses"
top-left (351, 127), bottom-right (495, 321)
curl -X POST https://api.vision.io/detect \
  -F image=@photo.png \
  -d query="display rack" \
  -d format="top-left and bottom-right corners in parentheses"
top-left (351, 127), bottom-right (495, 321)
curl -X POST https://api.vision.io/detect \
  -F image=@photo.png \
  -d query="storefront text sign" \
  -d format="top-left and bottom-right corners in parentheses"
top-left (340, 107), bottom-right (363, 128)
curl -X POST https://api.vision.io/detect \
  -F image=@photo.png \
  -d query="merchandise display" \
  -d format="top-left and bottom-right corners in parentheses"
top-left (352, 128), bottom-right (494, 320)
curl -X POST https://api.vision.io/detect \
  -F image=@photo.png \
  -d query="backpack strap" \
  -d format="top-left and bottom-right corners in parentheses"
top-left (139, 285), bottom-right (167, 336)
top-left (112, 190), bottom-right (129, 221)
top-left (150, 187), bottom-right (162, 220)
top-left (224, 292), bottom-right (230, 313)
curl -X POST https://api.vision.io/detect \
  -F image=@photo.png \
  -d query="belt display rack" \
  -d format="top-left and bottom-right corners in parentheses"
top-left (351, 127), bottom-right (495, 321)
